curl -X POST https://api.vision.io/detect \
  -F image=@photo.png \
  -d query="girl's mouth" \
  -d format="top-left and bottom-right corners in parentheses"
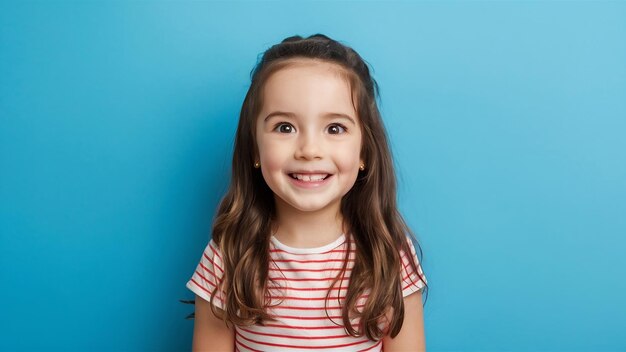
top-left (287, 173), bottom-right (333, 188)
top-left (288, 173), bottom-right (330, 182)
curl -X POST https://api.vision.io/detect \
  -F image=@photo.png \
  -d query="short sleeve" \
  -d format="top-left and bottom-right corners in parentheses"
top-left (399, 236), bottom-right (427, 297)
top-left (185, 239), bottom-right (226, 309)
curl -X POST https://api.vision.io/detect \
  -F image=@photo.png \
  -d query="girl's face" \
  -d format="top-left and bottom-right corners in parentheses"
top-left (255, 59), bottom-right (363, 215)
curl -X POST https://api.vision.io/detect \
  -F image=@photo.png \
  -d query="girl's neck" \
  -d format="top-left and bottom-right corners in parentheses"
top-left (272, 197), bottom-right (345, 249)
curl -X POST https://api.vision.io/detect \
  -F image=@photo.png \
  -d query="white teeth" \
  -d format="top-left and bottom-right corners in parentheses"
top-left (291, 173), bottom-right (328, 182)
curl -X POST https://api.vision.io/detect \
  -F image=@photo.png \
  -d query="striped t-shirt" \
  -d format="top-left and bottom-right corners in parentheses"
top-left (186, 233), bottom-right (427, 351)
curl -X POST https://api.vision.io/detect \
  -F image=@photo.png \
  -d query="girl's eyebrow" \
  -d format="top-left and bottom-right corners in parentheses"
top-left (263, 111), bottom-right (356, 125)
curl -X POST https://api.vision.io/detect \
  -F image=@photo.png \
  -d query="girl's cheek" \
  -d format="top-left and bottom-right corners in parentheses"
top-left (260, 150), bottom-right (287, 173)
top-left (335, 148), bottom-right (362, 170)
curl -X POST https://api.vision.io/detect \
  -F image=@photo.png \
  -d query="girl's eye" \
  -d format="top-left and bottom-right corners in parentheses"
top-left (273, 123), bottom-right (346, 134)
top-left (328, 124), bottom-right (347, 135)
top-left (274, 123), bottom-right (295, 133)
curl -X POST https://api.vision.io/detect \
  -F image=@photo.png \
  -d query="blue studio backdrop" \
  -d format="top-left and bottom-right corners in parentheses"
top-left (1, 1), bottom-right (625, 351)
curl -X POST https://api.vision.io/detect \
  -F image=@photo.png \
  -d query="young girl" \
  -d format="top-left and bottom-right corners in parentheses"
top-left (186, 34), bottom-right (428, 351)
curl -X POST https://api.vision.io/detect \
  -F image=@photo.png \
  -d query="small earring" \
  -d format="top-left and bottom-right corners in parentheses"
top-left (254, 161), bottom-right (261, 168)
top-left (359, 163), bottom-right (365, 171)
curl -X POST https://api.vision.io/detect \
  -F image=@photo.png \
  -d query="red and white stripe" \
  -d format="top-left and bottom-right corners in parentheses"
top-left (186, 234), bottom-right (426, 351)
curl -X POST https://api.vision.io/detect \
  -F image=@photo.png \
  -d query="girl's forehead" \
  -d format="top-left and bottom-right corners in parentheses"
top-left (261, 60), bottom-right (355, 107)
top-left (268, 58), bottom-right (350, 83)
top-left (262, 81), bottom-right (356, 120)
top-left (279, 57), bottom-right (347, 71)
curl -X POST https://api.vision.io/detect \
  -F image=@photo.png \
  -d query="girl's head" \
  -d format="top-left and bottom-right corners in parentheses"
top-left (254, 57), bottom-right (364, 220)
top-left (211, 34), bottom-right (427, 340)
top-left (232, 34), bottom-right (395, 229)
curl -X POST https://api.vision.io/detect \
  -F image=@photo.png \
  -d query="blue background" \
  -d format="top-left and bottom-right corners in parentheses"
top-left (1, 1), bottom-right (625, 351)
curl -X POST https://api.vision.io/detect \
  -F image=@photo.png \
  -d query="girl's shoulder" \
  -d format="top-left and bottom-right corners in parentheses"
top-left (205, 238), bottom-right (223, 260)
top-left (398, 234), bottom-right (427, 297)
top-left (186, 237), bottom-right (227, 309)
top-left (400, 234), bottom-right (419, 256)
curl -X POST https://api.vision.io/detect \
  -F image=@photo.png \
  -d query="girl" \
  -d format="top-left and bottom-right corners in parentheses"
top-left (186, 34), bottom-right (428, 351)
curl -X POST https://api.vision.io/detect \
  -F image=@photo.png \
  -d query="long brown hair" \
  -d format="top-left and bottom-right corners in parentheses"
top-left (208, 33), bottom-right (428, 340)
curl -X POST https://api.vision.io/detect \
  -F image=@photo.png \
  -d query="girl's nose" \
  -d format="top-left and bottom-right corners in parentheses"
top-left (294, 132), bottom-right (323, 160)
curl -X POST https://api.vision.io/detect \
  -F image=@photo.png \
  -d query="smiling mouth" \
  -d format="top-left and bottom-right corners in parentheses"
top-left (288, 173), bottom-right (331, 182)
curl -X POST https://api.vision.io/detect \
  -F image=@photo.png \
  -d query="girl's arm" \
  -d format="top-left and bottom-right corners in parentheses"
top-left (192, 294), bottom-right (235, 352)
top-left (382, 291), bottom-right (426, 351)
